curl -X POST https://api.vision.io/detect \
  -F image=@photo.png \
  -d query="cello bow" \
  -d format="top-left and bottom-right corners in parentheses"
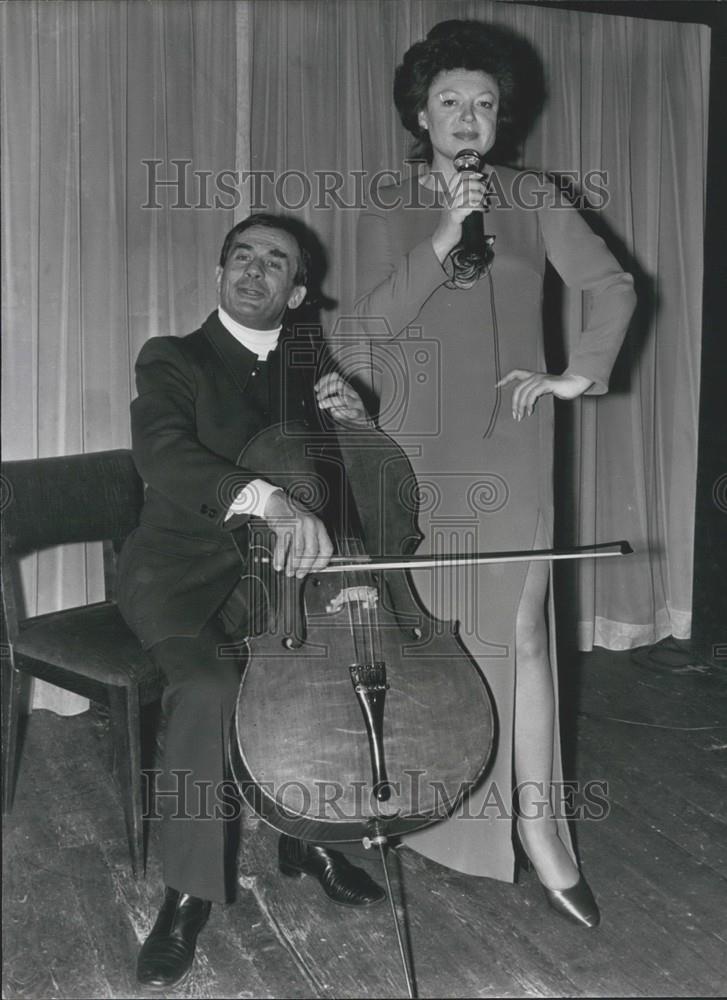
top-left (260, 538), bottom-right (633, 574)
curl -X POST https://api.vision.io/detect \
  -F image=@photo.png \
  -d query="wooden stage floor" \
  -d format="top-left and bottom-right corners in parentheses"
top-left (3, 647), bottom-right (726, 998)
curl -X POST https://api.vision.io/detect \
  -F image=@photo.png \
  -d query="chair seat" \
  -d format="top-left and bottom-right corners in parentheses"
top-left (15, 602), bottom-right (159, 688)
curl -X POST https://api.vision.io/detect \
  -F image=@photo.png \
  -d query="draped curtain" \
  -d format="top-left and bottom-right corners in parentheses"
top-left (246, 0), bottom-right (709, 652)
top-left (1, 1), bottom-right (710, 715)
top-left (1, 0), bottom-right (238, 711)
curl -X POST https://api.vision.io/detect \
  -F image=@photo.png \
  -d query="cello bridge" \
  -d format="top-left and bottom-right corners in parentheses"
top-left (325, 585), bottom-right (378, 615)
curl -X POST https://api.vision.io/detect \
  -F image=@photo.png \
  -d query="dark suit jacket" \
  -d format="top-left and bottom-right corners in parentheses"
top-left (117, 311), bottom-right (323, 648)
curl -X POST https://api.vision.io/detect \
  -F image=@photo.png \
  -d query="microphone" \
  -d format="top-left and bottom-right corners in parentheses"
top-left (448, 148), bottom-right (494, 288)
top-left (453, 148), bottom-right (488, 258)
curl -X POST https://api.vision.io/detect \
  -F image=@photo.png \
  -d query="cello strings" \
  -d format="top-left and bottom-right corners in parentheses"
top-left (356, 535), bottom-right (377, 669)
top-left (375, 577), bottom-right (384, 664)
top-left (342, 533), bottom-right (363, 668)
top-left (338, 531), bottom-right (360, 666)
top-left (365, 541), bottom-right (380, 668)
top-left (352, 535), bottom-right (372, 669)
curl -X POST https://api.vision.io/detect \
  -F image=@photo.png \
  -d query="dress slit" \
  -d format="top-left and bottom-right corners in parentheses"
top-left (401, 509), bottom-right (575, 879)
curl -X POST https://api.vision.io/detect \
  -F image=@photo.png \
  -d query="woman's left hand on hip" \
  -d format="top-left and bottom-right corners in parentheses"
top-left (496, 370), bottom-right (593, 420)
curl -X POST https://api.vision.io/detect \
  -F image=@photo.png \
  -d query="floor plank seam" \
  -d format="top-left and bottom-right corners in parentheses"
top-left (246, 879), bottom-right (326, 999)
top-left (607, 798), bottom-right (727, 879)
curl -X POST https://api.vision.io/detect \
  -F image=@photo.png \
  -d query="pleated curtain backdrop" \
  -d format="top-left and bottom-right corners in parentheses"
top-left (1, 0), bottom-right (238, 711)
top-left (245, 0), bottom-right (709, 653)
top-left (0, 1), bottom-right (710, 714)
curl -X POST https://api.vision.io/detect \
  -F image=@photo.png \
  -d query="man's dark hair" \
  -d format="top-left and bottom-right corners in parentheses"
top-left (394, 19), bottom-right (545, 164)
top-left (218, 213), bottom-right (311, 287)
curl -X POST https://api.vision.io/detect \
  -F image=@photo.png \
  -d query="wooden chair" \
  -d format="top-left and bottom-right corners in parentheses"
top-left (1, 449), bottom-right (164, 875)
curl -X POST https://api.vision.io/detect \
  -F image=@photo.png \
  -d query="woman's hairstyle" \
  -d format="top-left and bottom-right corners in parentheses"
top-left (394, 19), bottom-right (545, 164)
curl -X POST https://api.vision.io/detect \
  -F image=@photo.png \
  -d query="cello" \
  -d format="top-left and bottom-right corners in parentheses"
top-left (229, 418), bottom-right (496, 848)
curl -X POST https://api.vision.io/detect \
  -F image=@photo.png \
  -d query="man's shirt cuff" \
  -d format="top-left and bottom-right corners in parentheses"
top-left (224, 479), bottom-right (282, 521)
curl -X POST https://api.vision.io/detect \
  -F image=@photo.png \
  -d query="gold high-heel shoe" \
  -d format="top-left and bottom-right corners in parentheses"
top-left (514, 828), bottom-right (600, 928)
top-left (542, 874), bottom-right (600, 928)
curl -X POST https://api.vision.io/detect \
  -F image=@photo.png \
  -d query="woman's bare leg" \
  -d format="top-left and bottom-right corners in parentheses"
top-left (513, 556), bottom-right (580, 890)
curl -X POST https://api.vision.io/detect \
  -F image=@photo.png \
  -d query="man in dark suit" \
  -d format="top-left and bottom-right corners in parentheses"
top-left (118, 214), bottom-right (384, 990)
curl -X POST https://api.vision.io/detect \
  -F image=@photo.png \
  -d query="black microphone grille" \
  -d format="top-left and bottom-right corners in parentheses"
top-left (453, 149), bottom-right (482, 172)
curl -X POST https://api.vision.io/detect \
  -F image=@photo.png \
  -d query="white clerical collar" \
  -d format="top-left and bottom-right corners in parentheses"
top-left (217, 306), bottom-right (281, 360)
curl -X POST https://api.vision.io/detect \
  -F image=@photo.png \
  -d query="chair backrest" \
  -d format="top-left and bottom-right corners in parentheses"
top-left (1, 449), bottom-right (144, 556)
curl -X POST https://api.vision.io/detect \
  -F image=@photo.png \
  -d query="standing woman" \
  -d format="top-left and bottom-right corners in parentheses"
top-left (354, 20), bottom-right (635, 926)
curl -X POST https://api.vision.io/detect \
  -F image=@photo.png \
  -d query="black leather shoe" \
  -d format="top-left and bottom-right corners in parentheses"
top-left (137, 887), bottom-right (212, 989)
top-left (543, 874), bottom-right (600, 928)
top-left (278, 834), bottom-right (385, 907)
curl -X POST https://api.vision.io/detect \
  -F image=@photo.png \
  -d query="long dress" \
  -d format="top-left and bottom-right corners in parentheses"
top-left (353, 166), bottom-right (636, 881)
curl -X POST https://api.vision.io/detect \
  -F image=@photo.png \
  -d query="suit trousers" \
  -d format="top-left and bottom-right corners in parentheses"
top-left (148, 619), bottom-right (247, 903)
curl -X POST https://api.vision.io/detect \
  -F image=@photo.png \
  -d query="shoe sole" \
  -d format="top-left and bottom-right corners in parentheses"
top-left (137, 966), bottom-right (192, 992)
